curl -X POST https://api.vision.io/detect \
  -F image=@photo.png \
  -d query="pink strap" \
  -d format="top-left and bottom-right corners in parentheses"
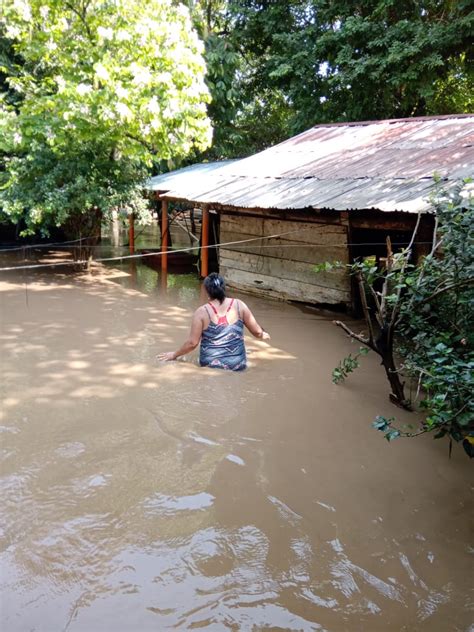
top-left (208, 299), bottom-right (234, 316)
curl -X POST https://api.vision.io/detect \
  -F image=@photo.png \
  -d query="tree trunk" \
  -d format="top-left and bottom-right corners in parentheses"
top-left (380, 353), bottom-right (411, 409)
top-left (376, 330), bottom-right (411, 409)
top-left (159, 204), bottom-right (172, 249)
top-left (64, 208), bottom-right (102, 269)
top-left (190, 208), bottom-right (196, 236)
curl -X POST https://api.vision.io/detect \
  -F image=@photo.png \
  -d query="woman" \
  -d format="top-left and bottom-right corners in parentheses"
top-left (158, 273), bottom-right (270, 370)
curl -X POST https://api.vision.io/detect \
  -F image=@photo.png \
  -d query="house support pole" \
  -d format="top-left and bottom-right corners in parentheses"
top-left (201, 205), bottom-right (210, 278)
top-left (129, 213), bottom-right (135, 255)
top-left (161, 199), bottom-right (168, 273)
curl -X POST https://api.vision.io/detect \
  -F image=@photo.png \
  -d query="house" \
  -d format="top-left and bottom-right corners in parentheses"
top-left (146, 114), bottom-right (474, 308)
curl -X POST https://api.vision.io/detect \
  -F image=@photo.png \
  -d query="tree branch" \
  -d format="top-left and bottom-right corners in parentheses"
top-left (333, 320), bottom-right (375, 350)
top-left (356, 271), bottom-right (376, 345)
top-left (388, 213), bottom-right (423, 330)
top-left (407, 210), bottom-right (422, 253)
top-left (421, 277), bottom-right (474, 304)
top-left (124, 132), bottom-right (154, 151)
top-left (64, 1), bottom-right (94, 41)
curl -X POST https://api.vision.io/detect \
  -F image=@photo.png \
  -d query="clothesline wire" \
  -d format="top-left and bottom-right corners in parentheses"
top-left (0, 236), bottom-right (91, 252)
top-left (0, 209), bottom-right (192, 253)
top-left (1, 240), bottom-right (433, 251)
top-left (0, 228), bottom-right (429, 273)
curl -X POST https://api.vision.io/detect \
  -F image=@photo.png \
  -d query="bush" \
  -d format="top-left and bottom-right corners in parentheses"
top-left (318, 186), bottom-right (474, 457)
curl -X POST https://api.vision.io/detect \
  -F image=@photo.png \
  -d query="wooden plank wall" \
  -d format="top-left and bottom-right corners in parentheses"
top-left (219, 213), bottom-right (351, 305)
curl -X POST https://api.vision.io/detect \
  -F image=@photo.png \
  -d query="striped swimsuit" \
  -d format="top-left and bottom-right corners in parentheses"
top-left (199, 299), bottom-right (247, 371)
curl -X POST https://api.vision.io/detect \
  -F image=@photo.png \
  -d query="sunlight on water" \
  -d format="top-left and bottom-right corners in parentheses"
top-left (0, 256), bottom-right (472, 631)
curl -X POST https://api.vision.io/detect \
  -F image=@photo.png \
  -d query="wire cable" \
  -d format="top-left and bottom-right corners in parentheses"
top-left (0, 230), bottom-right (433, 273)
top-left (0, 236), bottom-right (94, 252)
top-left (0, 228), bottom-right (307, 272)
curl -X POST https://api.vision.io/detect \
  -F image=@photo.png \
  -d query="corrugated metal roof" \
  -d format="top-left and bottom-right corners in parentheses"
top-left (155, 115), bottom-right (474, 213)
top-left (145, 160), bottom-right (237, 192)
top-left (145, 160), bottom-right (237, 191)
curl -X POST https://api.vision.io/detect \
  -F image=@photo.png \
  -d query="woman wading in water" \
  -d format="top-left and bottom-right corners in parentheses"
top-left (158, 273), bottom-right (270, 370)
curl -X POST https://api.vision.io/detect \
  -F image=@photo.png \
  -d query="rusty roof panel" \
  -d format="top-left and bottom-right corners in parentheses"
top-left (162, 175), bottom-right (454, 213)
top-left (153, 116), bottom-right (474, 213)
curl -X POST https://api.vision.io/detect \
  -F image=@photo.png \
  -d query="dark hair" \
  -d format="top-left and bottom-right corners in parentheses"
top-left (204, 273), bottom-right (226, 303)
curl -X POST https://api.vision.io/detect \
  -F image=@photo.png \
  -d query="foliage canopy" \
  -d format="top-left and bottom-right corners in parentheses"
top-left (190, 0), bottom-right (473, 158)
top-left (0, 0), bottom-right (212, 236)
top-left (318, 188), bottom-right (474, 457)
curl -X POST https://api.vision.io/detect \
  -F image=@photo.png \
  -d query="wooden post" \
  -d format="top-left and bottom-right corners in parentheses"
top-left (341, 211), bottom-right (358, 315)
top-left (161, 199), bottom-right (168, 273)
top-left (129, 213), bottom-right (135, 254)
top-left (201, 204), bottom-right (209, 278)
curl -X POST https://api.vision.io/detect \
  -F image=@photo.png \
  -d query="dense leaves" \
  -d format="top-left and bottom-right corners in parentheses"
top-left (0, 0), bottom-right (212, 237)
top-left (192, 0), bottom-right (473, 157)
top-left (392, 189), bottom-right (474, 454)
top-left (322, 188), bottom-right (474, 456)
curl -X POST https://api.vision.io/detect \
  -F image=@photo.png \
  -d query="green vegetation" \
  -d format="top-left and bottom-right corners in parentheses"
top-left (1, 1), bottom-right (472, 234)
top-left (190, 0), bottom-right (473, 158)
top-left (317, 189), bottom-right (474, 456)
top-left (332, 347), bottom-right (369, 385)
top-left (0, 0), bottom-right (211, 239)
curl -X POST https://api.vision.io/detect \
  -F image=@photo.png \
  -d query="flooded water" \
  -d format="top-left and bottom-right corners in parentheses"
top-left (0, 260), bottom-right (472, 631)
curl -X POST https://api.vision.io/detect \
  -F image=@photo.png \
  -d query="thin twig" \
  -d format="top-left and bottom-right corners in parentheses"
top-left (356, 271), bottom-right (376, 345)
top-left (380, 236), bottom-right (393, 317)
top-left (389, 222), bottom-right (425, 332)
top-left (407, 211), bottom-right (422, 253)
top-left (415, 370), bottom-right (423, 403)
top-left (333, 320), bottom-right (374, 350)
top-left (420, 278), bottom-right (474, 304)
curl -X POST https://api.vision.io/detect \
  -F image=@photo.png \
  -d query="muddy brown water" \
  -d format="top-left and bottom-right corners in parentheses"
top-left (0, 262), bottom-right (472, 631)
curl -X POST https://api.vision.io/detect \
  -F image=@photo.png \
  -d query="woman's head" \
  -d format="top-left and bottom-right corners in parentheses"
top-left (204, 273), bottom-right (226, 303)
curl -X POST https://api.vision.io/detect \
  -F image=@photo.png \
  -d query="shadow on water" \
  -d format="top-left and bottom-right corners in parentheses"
top-left (105, 259), bottom-right (202, 305)
top-left (0, 253), bottom-right (472, 632)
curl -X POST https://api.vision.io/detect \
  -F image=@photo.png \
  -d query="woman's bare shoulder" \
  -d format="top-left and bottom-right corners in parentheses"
top-left (191, 305), bottom-right (207, 321)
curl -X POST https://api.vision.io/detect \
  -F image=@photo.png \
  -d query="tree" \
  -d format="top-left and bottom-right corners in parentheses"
top-left (183, 0), bottom-right (293, 159)
top-left (0, 0), bottom-right (212, 240)
top-left (191, 1), bottom-right (243, 159)
top-left (319, 187), bottom-right (474, 456)
top-left (193, 0), bottom-right (473, 154)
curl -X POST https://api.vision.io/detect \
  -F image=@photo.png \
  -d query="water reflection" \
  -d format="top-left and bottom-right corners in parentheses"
top-left (0, 258), bottom-right (472, 631)
top-left (104, 260), bottom-right (200, 305)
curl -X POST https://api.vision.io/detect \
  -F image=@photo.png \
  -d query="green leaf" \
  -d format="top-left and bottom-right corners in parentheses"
top-left (372, 416), bottom-right (393, 431)
top-left (385, 429), bottom-right (401, 442)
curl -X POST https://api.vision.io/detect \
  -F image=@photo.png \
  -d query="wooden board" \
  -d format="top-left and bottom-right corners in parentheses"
top-left (215, 206), bottom-right (347, 225)
top-left (218, 214), bottom-right (350, 305)
top-left (221, 215), bottom-right (347, 243)
top-left (221, 267), bottom-right (350, 304)
top-left (220, 249), bottom-right (349, 292)
top-left (219, 241), bottom-right (348, 265)
top-left (220, 216), bottom-right (348, 265)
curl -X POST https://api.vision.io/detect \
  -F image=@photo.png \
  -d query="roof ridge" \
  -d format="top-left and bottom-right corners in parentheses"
top-left (309, 113), bottom-right (474, 129)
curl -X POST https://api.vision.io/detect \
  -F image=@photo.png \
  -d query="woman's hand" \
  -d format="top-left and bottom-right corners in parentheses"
top-left (261, 331), bottom-right (271, 341)
top-left (157, 351), bottom-right (176, 362)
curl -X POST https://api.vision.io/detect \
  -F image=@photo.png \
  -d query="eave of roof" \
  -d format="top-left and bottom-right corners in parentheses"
top-left (145, 160), bottom-right (237, 192)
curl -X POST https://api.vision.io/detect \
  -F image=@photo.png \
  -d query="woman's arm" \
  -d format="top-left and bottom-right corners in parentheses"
top-left (158, 308), bottom-right (205, 361)
top-left (240, 300), bottom-right (270, 340)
